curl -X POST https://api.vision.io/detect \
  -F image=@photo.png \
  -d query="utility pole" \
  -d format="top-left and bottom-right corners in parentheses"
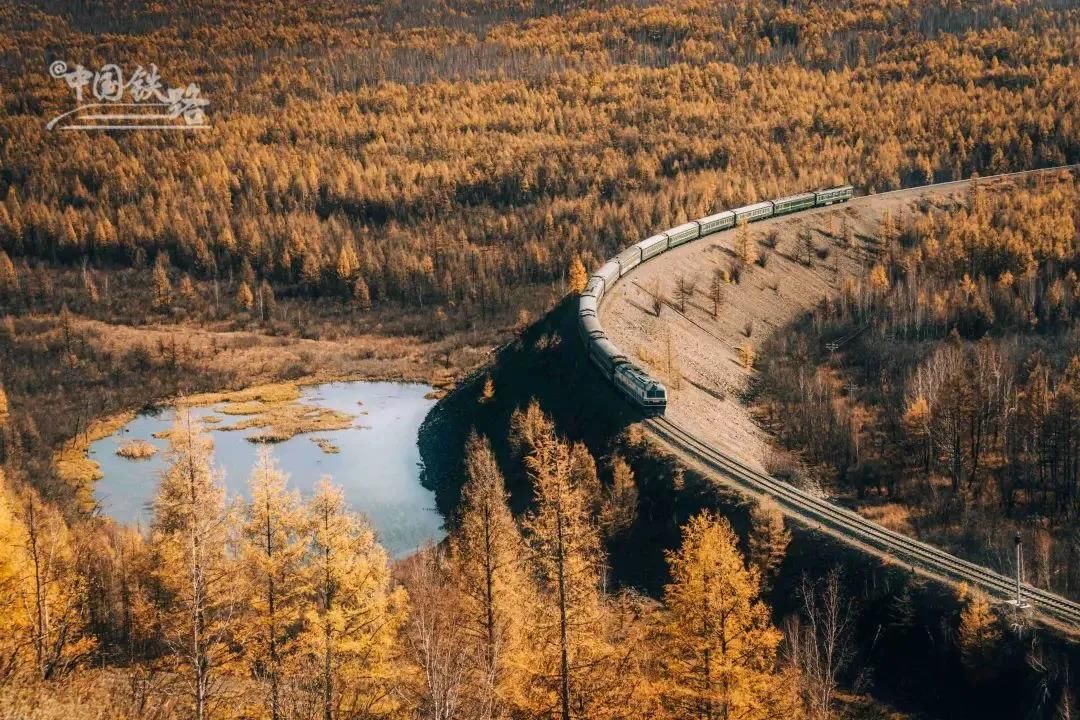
top-left (1011, 532), bottom-right (1029, 610)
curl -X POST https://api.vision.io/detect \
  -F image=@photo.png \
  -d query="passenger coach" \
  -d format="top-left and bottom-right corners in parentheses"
top-left (579, 184), bottom-right (854, 416)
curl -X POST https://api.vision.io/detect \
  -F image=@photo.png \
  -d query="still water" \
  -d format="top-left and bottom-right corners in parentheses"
top-left (89, 381), bottom-right (445, 558)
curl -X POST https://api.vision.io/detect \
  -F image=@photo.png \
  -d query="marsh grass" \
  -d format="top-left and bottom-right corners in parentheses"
top-left (115, 440), bottom-right (157, 460)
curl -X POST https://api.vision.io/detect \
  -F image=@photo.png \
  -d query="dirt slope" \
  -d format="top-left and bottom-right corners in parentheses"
top-left (601, 179), bottom-right (1021, 473)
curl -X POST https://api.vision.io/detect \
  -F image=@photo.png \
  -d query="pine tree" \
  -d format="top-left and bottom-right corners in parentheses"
top-left (450, 433), bottom-right (534, 717)
top-left (239, 450), bottom-right (306, 720)
top-left (568, 256), bottom-right (588, 295)
top-left (748, 499), bottom-right (789, 588)
top-left (150, 412), bottom-right (235, 720)
top-left (661, 511), bottom-right (783, 720)
top-left (300, 479), bottom-right (407, 720)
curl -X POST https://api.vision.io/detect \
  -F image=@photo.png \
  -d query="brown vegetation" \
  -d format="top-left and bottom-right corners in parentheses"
top-left (114, 440), bottom-right (156, 460)
top-left (757, 172), bottom-right (1080, 600)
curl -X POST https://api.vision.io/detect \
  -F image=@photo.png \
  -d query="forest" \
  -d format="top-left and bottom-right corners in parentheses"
top-left (1, 400), bottom-right (917, 720)
top-left (1, 0), bottom-right (1079, 716)
top-left (756, 171), bottom-right (1080, 602)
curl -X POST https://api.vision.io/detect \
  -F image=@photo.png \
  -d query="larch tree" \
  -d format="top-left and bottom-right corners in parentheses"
top-left (11, 481), bottom-right (95, 681)
top-left (0, 468), bottom-right (26, 683)
top-left (152, 256), bottom-right (172, 311)
top-left (735, 219), bottom-right (756, 266)
top-left (748, 499), bottom-right (790, 589)
top-left (522, 413), bottom-right (613, 720)
top-left (599, 455), bottom-right (638, 537)
top-left (238, 449), bottom-right (307, 720)
top-left (957, 585), bottom-right (1001, 681)
top-left (299, 478), bottom-right (408, 720)
top-left (661, 511), bottom-right (784, 720)
top-left (568, 255), bottom-right (588, 295)
top-left (0, 250), bottom-right (17, 296)
top-left (150, 412), bottom-right (236, 720)
top-left (353, 276), bottom-right (372, 310)
top-left (236, 281), bottom-right (254, 311)
top-left (450, 433), bottom-right (534, 718)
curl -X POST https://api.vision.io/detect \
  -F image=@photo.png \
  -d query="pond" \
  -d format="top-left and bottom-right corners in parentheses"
top-left (89, 381), bottom-right (446, 558)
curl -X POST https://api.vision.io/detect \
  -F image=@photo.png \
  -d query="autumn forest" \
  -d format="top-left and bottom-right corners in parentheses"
top-left (1, 0), bottom-right (1080, 718)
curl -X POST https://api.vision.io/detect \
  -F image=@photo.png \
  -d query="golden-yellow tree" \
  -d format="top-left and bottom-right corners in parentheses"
top-left (152, 257), bottom-right (172, 311)
top-left (11, 480), bottom-right (95, 681)
top-left (735, 219), bottom-right (756, 266)
top-left (957, 585), bottom-right (1001, 681)
top-left (568, 256), bottom-right (588, 295)
top-left (450, 432), bottom-right (535, 717)
top-left (238, 449), bottom-right (307, 720)
top-left (237, 280), bottom-right (255, 311)
top-left (748, 499), bottom-right (790, 589)
top-left (299, 479), bottom-right (407, 720)
top-left (660, 511), bottom-right (784, 720)
top-left (522, 412), bottom-right (613, 720)
top-left (150, 412), bottom-right (236, 720)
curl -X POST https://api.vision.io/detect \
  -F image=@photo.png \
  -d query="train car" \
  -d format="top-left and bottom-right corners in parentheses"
top-left (698, 210), bottom-right (735, 236)
top-left (579, 293), bottom-right (598, 317)
top-left (815, 185), bottom-right (854, 206)
top-left (732, 201), bottom-right (775, 225)
top-left (636, 233), bottom-right (669, 261)
top-left (616, 246), bottom-right (642, 276)
top-left (592, 261), bottom-right (621, 295)
top-left (580, 313), bottom-right (605, 344)
top-left (583, 275), bottom-right (605, 302)
top-left (613, 363), bottom-right (667, 415)
top-left (665, 221), bottom-right (701, 249)
top-left (589, 337), bottom-right (627, 375)
top-left (772, 192), bottom-right (816, 215)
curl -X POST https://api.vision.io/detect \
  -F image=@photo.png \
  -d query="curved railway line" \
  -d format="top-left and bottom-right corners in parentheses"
top-left (585, 164), bottom-right (1080, 634)
top-left (648, 416), bottom-right (1080, 632)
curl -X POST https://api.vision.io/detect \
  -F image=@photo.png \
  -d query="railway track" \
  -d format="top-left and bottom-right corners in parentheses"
top-left (646, 416), bottom-right (1080, 632)
top-left (586, 164), bottom-right (1080, 632)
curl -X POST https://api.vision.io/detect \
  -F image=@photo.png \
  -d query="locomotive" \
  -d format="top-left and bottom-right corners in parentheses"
top-left (580, 185), bottom-right (853, 415)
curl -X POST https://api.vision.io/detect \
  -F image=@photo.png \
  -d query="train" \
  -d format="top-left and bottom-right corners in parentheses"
top-left (580, 184), bottom-right (853, 416)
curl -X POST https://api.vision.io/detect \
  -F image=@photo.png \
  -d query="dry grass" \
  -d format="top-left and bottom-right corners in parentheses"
top-left (311, 437), bottom-right (341, 454)
top-left (182, 382), bottom-right (302, 408)
top-left (220, 403), bottom-right (355, 444)
top-left (857, 502), bottom-right (915, 535)
top-left (115, 440), bottom-right (157, 460)
top-left (51, 410), bottom-right (137, 511)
